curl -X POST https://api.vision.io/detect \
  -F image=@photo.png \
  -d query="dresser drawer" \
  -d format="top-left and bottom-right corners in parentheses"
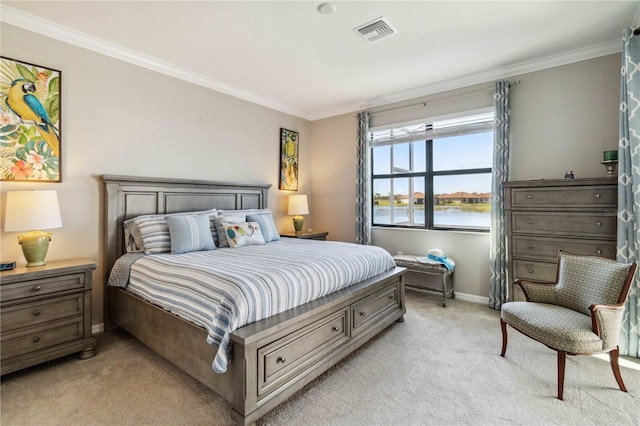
top-left (257, 308), bottom-right (349, 397)
top-left (509, 185), bottom-right (616, 209)
top-left (511, 212), bottom-right (616, 238)
top-left (513, 260), bottom-right (558, 283)
top-left (0, 316), bottom-right (84, 359)
top-left (512, 236), bottom-right (616, 262)
top-left (1, 294), bottom-right (83, 333)
top-left (1, 273), bottom-right (85, 303)
top-left (352, 284), bottom-right (400, 333)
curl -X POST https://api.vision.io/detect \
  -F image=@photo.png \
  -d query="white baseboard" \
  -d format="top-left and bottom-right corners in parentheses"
top-left (92, 323), bottom-right (104, 334)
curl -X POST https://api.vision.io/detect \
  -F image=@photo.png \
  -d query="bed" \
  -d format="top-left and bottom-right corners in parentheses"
top-left (101, 175), bottom-right (406, 425)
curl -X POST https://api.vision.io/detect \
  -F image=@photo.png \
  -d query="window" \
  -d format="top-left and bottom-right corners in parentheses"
top-left (371, 111), bottom-right (493, 231)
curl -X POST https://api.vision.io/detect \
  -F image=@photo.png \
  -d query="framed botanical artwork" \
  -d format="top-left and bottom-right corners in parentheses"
top-left (279, 128), bottom-right (299, 190)
top-left (0, 57), bottom-right (61, 182)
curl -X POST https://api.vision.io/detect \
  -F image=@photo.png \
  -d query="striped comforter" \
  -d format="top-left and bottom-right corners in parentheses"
top-left (108, 238), bottom-right (396, 373)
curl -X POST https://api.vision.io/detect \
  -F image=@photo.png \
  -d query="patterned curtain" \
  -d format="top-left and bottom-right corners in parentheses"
top-left (618, 27), bottom-right (640, 358)
top-left (355, 111), bottom-right (372, 245)
top-left (489, 81), bottom-right (511, 310)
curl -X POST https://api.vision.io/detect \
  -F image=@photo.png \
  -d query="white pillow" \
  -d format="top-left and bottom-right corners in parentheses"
top-left (222, 222), bottom-right (265, 248)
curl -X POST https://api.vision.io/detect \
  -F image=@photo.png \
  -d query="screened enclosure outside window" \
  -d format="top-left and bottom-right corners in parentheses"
top-left (371, 112), bottom-right (493, 231)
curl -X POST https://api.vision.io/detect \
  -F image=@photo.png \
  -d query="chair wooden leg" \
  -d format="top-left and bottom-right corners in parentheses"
top-left (500, 318), bottom-right (508, 357)
top-left (609, 347), bottom-right (628, 393)
top-left (557, 351), bottom-right (566, 400)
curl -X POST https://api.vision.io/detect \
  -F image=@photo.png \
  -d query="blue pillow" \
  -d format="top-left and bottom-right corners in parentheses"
top-left (166, 214), bottom-right (215, 254)
top-left (246, 211), bottom-right (280, 243)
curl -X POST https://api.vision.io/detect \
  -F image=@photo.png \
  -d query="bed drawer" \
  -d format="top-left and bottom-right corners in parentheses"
top-left (257, 308), bottom-right (349, 397)
top-left (511, 212), bottom-right (616, 238)
top-left (0, 316), bottom-right (84, 359)
top-left (512, 236), bottom-right (616, 262)
top-left (1, 273), bottom-right (85, 303)
top-left (352, 284), bottom-right (400, 334)
top-left (1, 294), bottom-right (83, 333)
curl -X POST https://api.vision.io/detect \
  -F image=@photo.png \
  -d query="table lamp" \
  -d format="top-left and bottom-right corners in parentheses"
top-left (288, 194), bottom-right (309, 233)
top-left (4, 190), bottom-right (63, 266)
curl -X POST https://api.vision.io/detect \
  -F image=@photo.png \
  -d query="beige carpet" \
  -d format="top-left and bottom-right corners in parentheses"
top-left (2, 290), bottom-right (639, 425)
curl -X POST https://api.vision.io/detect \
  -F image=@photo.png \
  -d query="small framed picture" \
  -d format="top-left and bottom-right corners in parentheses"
top-left (279, 128), bottom-right (299, 190)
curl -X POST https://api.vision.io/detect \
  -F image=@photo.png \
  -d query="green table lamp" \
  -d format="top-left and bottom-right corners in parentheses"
top-left (4, 190), bottom-right (63, 267)
top-left (288, 194), bottom-right (309, 233)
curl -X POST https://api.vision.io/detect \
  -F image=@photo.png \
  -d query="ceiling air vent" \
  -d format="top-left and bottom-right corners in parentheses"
top-left (354, 17), bottom-right (396, 42)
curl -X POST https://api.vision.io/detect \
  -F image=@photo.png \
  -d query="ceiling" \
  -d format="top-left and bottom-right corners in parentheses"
top-left (2, 1), bottom-right (639, 121)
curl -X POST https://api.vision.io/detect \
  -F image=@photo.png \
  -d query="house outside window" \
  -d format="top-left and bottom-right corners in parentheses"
top-left (371, 111), bottom-right (493, 231)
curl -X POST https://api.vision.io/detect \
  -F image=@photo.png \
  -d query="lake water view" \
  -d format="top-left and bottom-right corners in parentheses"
top-left (374, 206), bottom-right (490, 229)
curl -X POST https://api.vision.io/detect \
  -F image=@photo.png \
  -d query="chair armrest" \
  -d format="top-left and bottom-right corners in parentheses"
top-left (589, 303), bottom-right (626, 351)
top-left (514, 278), bottom-right (557, 303)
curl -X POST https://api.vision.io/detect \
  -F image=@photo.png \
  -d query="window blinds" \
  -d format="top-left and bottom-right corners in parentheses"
top-left (371, 112), bottom-right (494, 147)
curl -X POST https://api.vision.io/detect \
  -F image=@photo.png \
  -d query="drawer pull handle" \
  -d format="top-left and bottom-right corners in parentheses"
top-left (527, 195), bottom-right (533, 199)
top-left (33, 336), bottom-right (40, 343)
top-left (276, 356), bottom-right (286, 364)
top-left (596, 249), bottom-right (602, 255)
top-left (528, 269), bottom-right (534, 274)
top-left (359, 312), bottom-right (366, 317)
top-left (332, 326), bottom-right (339, 332)
top-left (528, 244), bottom-right (534, 249)
top-left (32, 285), bottom-right (41, 292)
top-left (33, 310), bottom-right (41, 316)
top-left (595, 221), bottom-right (602, 227)
top-left (594, 193), bottom-right (601, 199)
top-left (527, 220), bottom-right (534, 224)
top-left (388, 294), bottom-right (394, 299)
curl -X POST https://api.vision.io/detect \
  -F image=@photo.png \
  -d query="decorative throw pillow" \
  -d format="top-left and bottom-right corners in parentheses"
top-left (215, 212), bottom-right (247, 248)
top-left (223, 222), bottom-right (265, 248)
top-left (246, 211), bottom-right (280, 243)
top-left (131, 209), bottom-right (217, 254)
top-left (166, 214), bottom-right (215, 254)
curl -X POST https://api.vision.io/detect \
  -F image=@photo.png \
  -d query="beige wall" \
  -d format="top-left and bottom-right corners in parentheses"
top-left (311, 54), bottom-right (622, 301)
top-left (0, 25), bottom-right (312, 327)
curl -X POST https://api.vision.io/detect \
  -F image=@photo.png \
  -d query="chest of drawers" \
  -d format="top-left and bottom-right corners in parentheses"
top-left (1, 259), bottom-right (97, 374)
top-left (503, 177), bottom-right (617, 300)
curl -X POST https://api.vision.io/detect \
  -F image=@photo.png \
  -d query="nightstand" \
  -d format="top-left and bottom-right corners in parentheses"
top-left (0, 259), bottom-right (98, 375)
top-left (281, 231), bottom-right (329, 241)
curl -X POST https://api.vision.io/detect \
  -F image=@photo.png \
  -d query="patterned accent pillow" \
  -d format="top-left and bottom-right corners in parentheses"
top-left (166, 214), bottom-right (215, 254)
top-left (215, 212), bottom-right (247, 248)
top-left (246, 211), bottom-right (280, 243)
top-left (223, 222), bottom-right (265, 248)
top-left (131, 209), bottom-right (218, 255)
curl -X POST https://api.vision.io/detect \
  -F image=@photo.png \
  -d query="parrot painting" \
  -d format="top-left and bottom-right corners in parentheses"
top-left (6, 78), bottom-right (60, 157)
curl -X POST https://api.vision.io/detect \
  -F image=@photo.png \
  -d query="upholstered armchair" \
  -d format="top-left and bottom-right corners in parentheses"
top-left (500, 251), bottom-right (637, 400)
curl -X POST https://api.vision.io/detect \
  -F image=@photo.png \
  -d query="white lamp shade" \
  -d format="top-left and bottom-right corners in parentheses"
top-left (288, 194), bottom-right (309, 215)
top-left (4, 190), bottom-right (63, 232)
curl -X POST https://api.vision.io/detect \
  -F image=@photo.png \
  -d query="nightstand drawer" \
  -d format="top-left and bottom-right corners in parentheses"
top-left (1, 294), bottom-right (83, 333)
top-left (1, 273), bottom-right (85, 302)
top-left (1, 316), bottom-right (84, 359)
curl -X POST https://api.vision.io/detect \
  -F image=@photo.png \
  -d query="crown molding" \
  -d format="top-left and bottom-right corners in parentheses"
top-left (2, 4), bottom-right (623, 122)
top-left (0, 5), bottom-right (313, 121)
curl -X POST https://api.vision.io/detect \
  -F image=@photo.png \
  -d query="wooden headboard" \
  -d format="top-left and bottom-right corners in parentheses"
top-left (100, 175), bottom-right (271, 275)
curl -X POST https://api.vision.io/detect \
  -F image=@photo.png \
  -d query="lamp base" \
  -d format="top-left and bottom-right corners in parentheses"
top-left (18, 230), bottom-right (52, 267)
top-left (293, 215), bottom-right (304, 233)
